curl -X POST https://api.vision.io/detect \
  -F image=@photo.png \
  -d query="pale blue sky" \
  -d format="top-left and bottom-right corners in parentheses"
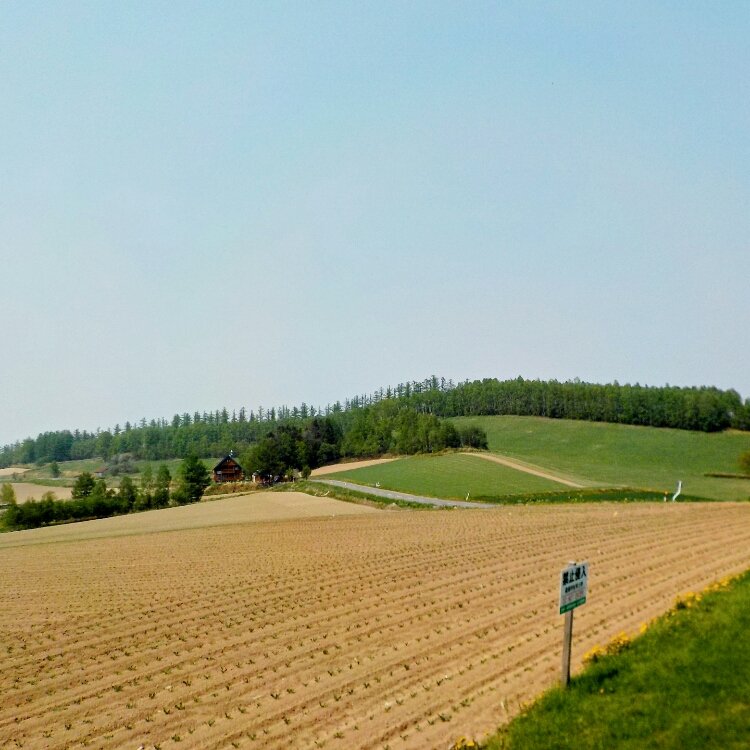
top-left (1, 2), bottom-right (748, 445)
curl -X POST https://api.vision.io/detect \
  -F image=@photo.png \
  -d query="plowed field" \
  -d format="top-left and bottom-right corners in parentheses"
top-left (2, 501), bottom-right (750, 750)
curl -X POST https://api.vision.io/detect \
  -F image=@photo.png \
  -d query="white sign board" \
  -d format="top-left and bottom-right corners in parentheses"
top-left (559, 561), bottom-right (589, 614)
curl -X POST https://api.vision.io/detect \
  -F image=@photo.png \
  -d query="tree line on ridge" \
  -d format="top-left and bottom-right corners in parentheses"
top-left (1, 376), bottom-right (747, 468)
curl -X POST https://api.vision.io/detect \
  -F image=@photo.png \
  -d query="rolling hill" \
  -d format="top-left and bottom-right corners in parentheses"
top-left (327, 416), bottom-right (750, 502)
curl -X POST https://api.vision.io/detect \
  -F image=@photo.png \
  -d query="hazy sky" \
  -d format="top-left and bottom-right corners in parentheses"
top-left (1, 1), bottom-right (748, 446)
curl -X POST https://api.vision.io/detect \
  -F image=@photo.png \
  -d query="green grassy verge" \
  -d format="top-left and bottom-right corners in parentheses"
top-left (326, 453), bottom-right (565, 499)
top-left (471, 488), bottom-right (709, 504)
top-left (316, 483), bottom-right (707, 506)
top-left (451, 416), bottom-right (750, 501)
top-left (323, 453), bottom-right (711, 503)
top-left (279, 480), bottom-right (430, 510)
top-left (482, 571), bottom-right (750, 750)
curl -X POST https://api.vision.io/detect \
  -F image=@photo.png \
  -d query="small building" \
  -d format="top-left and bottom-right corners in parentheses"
top-left (213, 455), bottom-right (244, 483)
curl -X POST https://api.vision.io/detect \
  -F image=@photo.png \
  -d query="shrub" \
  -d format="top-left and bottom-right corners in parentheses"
top-left (583, 632), bottom-right (632, 665)
top-left (71, 472), bottom-right (96, 498)
top-left (450, 738), bottom-right (479, 750)
top-left (458, 425), bottom-right (488, 449)
top-left (1, 483), bottom-right (16, 505)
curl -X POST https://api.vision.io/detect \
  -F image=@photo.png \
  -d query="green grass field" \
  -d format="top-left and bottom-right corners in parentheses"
top-left (327, 453), bottom-right (565, 499)
top-left (483, 571), bottom-right (750, 749)
top-left (451, 416), bottom-right (750, 501)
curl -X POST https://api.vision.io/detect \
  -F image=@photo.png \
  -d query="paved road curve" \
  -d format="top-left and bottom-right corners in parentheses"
top-left (311, 479), bottom-right (494, 508)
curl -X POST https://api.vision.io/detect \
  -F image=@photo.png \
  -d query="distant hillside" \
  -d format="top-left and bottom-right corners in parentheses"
top-left (1, 376), bottom-right (748, 468)
top-left (322, 416), bottom-right (750, 502)
top-left (451, 415), bottom-right (750, 502)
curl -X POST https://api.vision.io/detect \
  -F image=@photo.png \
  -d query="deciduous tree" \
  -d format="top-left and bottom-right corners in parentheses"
top-left (118, 476), bottom-right (138, 511)
top-left (72, 472), bottom-right (96, 499)
top-left (173, 455), bottom-right (209, 505)
top-left (1, 483), bottom-right (16, 506)
top-left (153, 464), bottom-right (171, 508)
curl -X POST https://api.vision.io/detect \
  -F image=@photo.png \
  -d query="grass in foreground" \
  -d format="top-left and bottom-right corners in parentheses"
top-left (481, 571), bottom-right (750, 750)
top-left (451, 416), bottom-right (750, 501)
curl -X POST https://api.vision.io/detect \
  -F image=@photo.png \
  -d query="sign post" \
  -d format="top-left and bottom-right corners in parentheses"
top-left (559, 561), bottom-right (589, 686)
top-left (561, 608), bottom-right (574, 687)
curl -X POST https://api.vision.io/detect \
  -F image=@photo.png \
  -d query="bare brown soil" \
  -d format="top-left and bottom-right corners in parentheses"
top-left (0, 492), bottom-right (377, 547)
top-left (4, 482), bottom-right (73, 503)
top-left (1, 501), bottom-right (749, 750)
top-left (0, 467), bottom-right (29, 477)
top-left (311, 458), bottom-right (396, 476)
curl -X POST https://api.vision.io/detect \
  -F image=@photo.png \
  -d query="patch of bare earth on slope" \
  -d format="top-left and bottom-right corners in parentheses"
top-left (311, 458), bottom-right (396, 476)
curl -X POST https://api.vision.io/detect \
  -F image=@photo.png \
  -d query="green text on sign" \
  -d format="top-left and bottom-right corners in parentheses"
top-left (560, 596), bottom-right (586, 614)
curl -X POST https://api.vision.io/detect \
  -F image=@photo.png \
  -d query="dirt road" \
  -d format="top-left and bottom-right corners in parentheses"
top-left (470, 452), bottom-right (586, 488)
top-left (311, 458), bottom-right (396, 476)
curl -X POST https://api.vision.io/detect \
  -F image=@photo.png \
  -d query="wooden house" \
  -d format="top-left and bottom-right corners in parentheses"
top-left (213, 455), bottom-right (244, 483)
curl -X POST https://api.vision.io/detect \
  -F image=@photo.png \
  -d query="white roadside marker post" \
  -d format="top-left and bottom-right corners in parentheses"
top-left (559, 560), bottom-right (589, 687)
top-left (672, 480), bottom-right (682, 502)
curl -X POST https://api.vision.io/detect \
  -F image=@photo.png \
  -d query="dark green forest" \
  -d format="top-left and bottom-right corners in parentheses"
top-left (1, 376), bottom-right (748, 468)
top-left (400, 377), bottom-right (748, 432)
top-left (240, 406), bottom-right (487, 480)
